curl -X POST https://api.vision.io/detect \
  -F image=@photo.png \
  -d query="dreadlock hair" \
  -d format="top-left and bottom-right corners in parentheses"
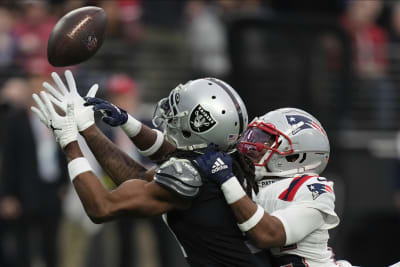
top-left (159, 149), bottom-right (258, 197)
top-left (230, 150), bottom-right (259, 196)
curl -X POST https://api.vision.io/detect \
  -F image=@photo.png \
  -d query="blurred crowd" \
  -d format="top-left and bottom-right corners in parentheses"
top-left (0, 0), bottom-right (400, 267)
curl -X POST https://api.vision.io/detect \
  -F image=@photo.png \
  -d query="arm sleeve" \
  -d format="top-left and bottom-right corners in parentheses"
top-left (271, 206), bottom-right (325, 245)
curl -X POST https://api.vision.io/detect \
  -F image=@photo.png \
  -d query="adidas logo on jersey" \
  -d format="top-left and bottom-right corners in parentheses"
top-left (211, 158), bottom-right (228, 173)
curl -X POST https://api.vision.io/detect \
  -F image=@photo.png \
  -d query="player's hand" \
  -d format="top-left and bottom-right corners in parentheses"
top-left (194, 146), bottom-right (234, 186)
top-left (43, 70), bottom-right (98, 132)
top-left (31, 91), bottom-right (78, 149)
top-left (84, 97), bottom-right (128, 127)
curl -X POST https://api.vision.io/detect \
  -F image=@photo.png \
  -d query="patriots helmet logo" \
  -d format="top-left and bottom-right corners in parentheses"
top-left (286, 115), bottom-right (326, 136)
top-left (307, 183), bottom-right (333, 200)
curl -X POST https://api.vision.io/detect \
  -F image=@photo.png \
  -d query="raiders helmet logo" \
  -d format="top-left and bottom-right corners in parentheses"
top-left (189, 104), bottom-right (217, 133)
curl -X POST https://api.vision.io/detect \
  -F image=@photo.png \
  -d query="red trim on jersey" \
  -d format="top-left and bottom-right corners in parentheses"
top-left (278, 175), bottom-right (315, 201)
top-left (302, 258), bottom-right (310, 267)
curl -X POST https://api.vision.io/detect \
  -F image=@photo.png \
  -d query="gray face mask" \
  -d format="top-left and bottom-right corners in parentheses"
top-left (152, 97), bottom-right (170, 129)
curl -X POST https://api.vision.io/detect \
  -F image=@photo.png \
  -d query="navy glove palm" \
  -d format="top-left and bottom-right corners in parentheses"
top-left (195, 149), bottom-right (234, 186)
top-left (84, 97), bottom-right (128, 127)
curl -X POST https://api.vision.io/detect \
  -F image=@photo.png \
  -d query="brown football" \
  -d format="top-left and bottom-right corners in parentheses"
top-left (47, 6), bottom-right (107, 67)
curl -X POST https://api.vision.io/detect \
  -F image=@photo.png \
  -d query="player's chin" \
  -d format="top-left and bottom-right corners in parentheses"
top-left (246, 151), bottom-right (263, 164)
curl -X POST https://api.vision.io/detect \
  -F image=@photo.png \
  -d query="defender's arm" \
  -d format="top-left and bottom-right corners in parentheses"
top-left (227, 192), bottom-right (286, 248)
top-left (194, 150), bottom-right (323, 249)
top-left (219, 177), bottom-right (325, 248)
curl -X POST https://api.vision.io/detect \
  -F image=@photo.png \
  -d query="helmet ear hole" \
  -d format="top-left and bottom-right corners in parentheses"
top-left (286, 154), bottom-right (299, 162)
top-left (182, 130), bottom-right (191, 138)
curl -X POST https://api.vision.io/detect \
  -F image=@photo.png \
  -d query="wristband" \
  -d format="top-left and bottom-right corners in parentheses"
top-left (121, 114), bottom-right (142, 137)
top-left (238, 204), bottom-right (264, 232)
top-left (68, 157), bottom-right (92, 182)
top-left (221, 176), bottom-right (246, 204)
top-left (138, 129), bottom-right (164, 157)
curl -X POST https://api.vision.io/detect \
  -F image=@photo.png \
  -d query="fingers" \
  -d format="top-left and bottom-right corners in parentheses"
top-left (204, 143), bottom-right (219, 154)
top-left (84, 97), bottom-right (105, 106)
top-left (93, 103), bottom-right (112, 112)
top-left (47, 92), bottom-right (66, 112)
top-left (31, 106), bottom-right (48, 126)
top-left (51, 72), bottom-right (69, 95)
top-left (83, 97), bottom-right (92, 106)
top-left (86, 84), bottom-right (99, 98)
top-left (40, 91), bottom-right (58, 118)
top-left (32, 93), bottom-right (50, 118)
top-left (102, 116), bottom-right (117, 126)
top-left (65, 70), bottom-right (77, 94)
top-left (43, 81), bottom-right (64, 100)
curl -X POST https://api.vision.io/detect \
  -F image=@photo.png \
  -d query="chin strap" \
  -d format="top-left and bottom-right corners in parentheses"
top-left (255, 161), bottom-right (321, 180)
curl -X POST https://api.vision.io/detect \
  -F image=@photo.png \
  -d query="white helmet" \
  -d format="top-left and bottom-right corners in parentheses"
top-left (237, 108), bottom-right (330, 179)
top-left (153, 78), bottom-right (248, 151)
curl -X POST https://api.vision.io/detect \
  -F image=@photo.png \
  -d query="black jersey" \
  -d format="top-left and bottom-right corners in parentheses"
top-left (164, 177), bottom-right (269, 267)
top-left (154, 152), bottom-right (271, 267)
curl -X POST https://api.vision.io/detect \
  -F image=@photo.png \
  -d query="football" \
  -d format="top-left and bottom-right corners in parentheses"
top-left (47, 6), bottom-right (107, 67)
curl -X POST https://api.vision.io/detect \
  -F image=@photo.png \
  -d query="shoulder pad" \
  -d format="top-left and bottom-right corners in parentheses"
top-left (154, 157), bottom-right (202, 198)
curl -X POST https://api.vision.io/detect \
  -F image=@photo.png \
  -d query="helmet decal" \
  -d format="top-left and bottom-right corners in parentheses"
top-left (286, 115), bottom-right (326, 136)
top-left (189, 104), bottom-right (217, 133)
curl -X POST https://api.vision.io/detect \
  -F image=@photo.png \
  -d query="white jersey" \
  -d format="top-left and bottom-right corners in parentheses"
top-left (256, 175), bottom-right (341, 267)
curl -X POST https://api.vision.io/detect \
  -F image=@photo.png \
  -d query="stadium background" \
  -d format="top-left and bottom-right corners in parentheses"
top-left (0, 0), bottom-right (399, 267)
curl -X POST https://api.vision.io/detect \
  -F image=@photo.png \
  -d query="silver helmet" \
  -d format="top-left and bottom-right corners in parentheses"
top-left (153, 78), bottom-right (248, 151)
top-left (237, 108), bottom-right (330, 179)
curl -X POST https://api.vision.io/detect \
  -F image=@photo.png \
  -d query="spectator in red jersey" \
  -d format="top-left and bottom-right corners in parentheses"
top-left (340, 0), bottom-right (387, 78)
top-left (340, 0), bottom-right (394, 129)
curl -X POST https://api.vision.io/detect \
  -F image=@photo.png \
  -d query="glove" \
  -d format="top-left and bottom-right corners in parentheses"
top-left (43, 70), bottom-right (98, 132)
top-left (31, 91), bottom-right (77, 149)
top-left (194, 147), bottom-right (234, 186)
top-left (84, 97), bottom-right (128, 127)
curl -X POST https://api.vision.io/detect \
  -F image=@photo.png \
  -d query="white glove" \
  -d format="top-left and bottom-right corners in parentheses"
top-left (43, 70), bottom-right (98, 132)
top-left (31, 91), bottom-right (78, 149)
